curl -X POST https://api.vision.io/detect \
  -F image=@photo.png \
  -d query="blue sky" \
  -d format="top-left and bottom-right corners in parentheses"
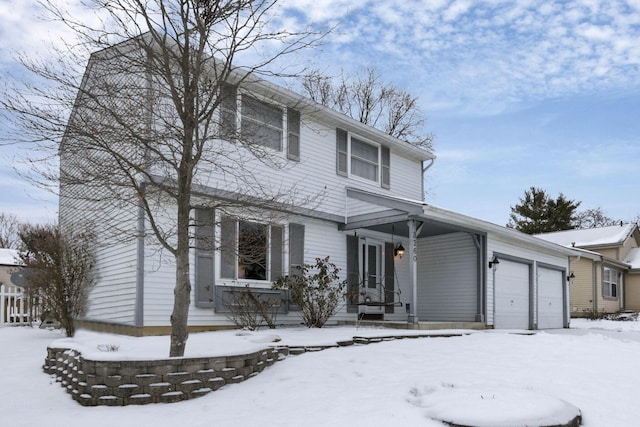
top-left (2, 0), bottom-right (640, 226)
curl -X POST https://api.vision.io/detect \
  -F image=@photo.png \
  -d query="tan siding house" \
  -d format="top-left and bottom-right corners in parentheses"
top-left (537, 224), bottom-right (640, 317)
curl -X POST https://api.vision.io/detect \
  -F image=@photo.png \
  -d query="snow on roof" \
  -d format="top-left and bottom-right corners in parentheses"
top-left (535, 224), bottom-right (637, 248)
top-left (0, 248), bottom-right (20, 266)
top-left (625, 248), bottom-right (640, 269)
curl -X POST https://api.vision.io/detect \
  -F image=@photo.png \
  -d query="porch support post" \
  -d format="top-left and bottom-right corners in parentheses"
top-left (408, 219), bottom-right (419, 324)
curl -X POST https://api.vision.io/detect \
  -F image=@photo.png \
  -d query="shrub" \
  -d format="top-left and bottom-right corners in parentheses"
top-left (273, 256), bottom-right (346, 328)
top-left (18, 224), bottom-right (95, 337)
top-left (224, 286), bottom-right (281, 330)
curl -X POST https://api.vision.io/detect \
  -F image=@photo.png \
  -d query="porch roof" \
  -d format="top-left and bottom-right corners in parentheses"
top-left (341, 187), bottom-right (580, 257)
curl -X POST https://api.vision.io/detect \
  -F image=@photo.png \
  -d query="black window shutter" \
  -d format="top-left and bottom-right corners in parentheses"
top-left (195, 209), bottom-right (215, 308)
top-left (381, 145), bottom-right (390, 189)
top-left (336, 128), bottom-right (348, 176)
top-left (270, 225), bottom-right (284, 281)
top-left (384, 242), bottom-right (395, 313)
top-left (289, 223), bottom-right (305, 276)
top-left (288, 223), bottom-right (305, 312)
top-left (287, 109), bottom-right (300, 161)
top-left (220, 84), bottom-right (237, 139)
top-left (346, 234), bottom-right (360, 313)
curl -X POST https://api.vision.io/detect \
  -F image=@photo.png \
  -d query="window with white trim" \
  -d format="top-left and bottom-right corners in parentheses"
top-left (220, 217), bottom-right (283, 282)
top-left (603, 267), bottom-right (619, 298)
top-left (219, 86), bottom-right (300, 157)
top-left (336, 128), bottom-right (390, 188)
top-left (241, 95), bottom-right (283, 151)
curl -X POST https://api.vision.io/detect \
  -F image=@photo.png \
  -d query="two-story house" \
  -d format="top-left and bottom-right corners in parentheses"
top-left (60, 39), bottom-right (577, 335)
top-left (536, 224), bottom-right (640, 317)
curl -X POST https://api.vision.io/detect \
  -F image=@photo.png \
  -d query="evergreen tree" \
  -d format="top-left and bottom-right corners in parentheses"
top-left (507, 187), bottom-right (581, 234)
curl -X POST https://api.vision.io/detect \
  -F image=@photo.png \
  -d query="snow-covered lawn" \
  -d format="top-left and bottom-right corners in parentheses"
top-left (1, 319), bottom-right (638, 426)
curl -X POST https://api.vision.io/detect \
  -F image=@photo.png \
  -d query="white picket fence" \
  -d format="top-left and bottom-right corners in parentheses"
top-left (0, 284), bottom-right (36, 325)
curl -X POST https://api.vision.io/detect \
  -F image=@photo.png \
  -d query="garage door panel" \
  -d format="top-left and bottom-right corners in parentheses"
top-left (494, 260), bottom-right (530, 329)
top-left (538, 267), bottom-right (564, 329)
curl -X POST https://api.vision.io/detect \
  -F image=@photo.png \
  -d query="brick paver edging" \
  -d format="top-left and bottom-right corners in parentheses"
top-left (43, 332), bottom-right (466, 406)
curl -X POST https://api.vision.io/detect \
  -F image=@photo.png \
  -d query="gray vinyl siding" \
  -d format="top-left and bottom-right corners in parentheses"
top-left (416, 232), bottom-right (478, 321)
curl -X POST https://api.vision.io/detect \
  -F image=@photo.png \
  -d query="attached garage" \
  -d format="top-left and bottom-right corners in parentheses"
top-left (537, 265), bottom-right (566, 329)
top-left (494, 258), bottom-right (531, 329)
top-left (340, 189), bottom-right (578, 331)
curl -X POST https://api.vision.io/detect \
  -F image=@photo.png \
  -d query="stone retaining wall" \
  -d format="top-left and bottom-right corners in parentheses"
top-left (43, 346), bottom-right (288, 406)
top-left (44, 332), bottom-right (466, 407)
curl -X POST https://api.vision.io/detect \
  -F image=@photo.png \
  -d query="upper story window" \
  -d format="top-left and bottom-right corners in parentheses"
top-left (336, 128), bottom-right (390, 188)
top-left (603, 267), bottom-right (619, 299)
top-left (241, 95), bottom-right (283, 151)
top-left (220, 84), bottom-right (300, 160)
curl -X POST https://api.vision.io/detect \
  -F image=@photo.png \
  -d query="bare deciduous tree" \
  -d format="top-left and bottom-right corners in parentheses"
top-left (300, 67), bottom-right (434, 149)
top-left (573, 207), bottom-right (619, 229)
top-left (2, 0), bottom-right (325, 356)
top-left (0, 212), bottom-right (21, 249)
top-left (18, 224), bottom-right (95, 337)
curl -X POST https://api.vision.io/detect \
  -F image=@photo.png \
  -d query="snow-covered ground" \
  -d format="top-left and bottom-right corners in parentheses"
top-left (1, 319), bottom-right (639, 426)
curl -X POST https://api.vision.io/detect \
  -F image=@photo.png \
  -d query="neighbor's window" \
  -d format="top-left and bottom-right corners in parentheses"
top-left (220, 217), bottom-right (283, 281)
top-left (603, 267), bottom-right (619, 298)
top-left (241, 95), bottom-right (283, 151)
top-left (336, 128), bottom-right (390, 188)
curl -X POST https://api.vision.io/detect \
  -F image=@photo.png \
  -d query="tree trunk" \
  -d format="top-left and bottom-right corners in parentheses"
top-left (169, 202), bottom-right (192, 357)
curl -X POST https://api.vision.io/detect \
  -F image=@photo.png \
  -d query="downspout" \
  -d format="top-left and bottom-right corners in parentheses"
top-left (135, 182), bottom-right (146, 328)
top-left (421, 159), bottom-right (435, 201)
top-left (470, 233), bottom-right (484, 323)
top-left (591, 261), bottom-right (599, 316)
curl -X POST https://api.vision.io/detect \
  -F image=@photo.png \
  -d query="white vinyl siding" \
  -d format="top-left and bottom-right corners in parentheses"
top-left (416, 233), bottom-right (478, 322)
top-left (194, 122), bottom-right (423, 219)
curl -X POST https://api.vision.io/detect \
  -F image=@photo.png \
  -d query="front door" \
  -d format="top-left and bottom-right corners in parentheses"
top-left (360, 238), bottom-right (384, 313)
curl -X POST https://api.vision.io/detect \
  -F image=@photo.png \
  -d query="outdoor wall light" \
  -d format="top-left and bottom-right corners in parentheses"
top-left (488, 255), bottom-right (500, 268)
top-left (567, 272), bottom-right (575, 281)
top-left (394, 242), bottom-right (405, 258)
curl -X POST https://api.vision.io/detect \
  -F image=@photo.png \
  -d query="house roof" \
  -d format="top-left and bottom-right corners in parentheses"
top-left (344, 187), bottom-right (580, 257)
top-left (0, 248), bottom-right (20, 267)
top-left (535, 224), bottom-right (638, 249)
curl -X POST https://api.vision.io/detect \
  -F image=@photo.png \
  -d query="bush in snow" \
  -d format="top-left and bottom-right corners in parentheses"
top-left (224, 286), bottom-right (281, 330)
top-left (273, 256), bottom-right (346, 328)
top-left (18, 224), bottom-right (95, 337)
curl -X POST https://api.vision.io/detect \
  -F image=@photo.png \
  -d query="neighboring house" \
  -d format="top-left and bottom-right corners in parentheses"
top-left (0, 248), bottom-right (27, 324)
top-left (536, 224), bottom-right (640, 317)
top-left (60, 40), bottom-right (577, 335)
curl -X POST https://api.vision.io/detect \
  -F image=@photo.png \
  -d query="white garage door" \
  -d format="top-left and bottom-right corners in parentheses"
top-left (537, 267), bottom-right (565, 329)
top-left (494, 260), bottom-right (530, 329)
